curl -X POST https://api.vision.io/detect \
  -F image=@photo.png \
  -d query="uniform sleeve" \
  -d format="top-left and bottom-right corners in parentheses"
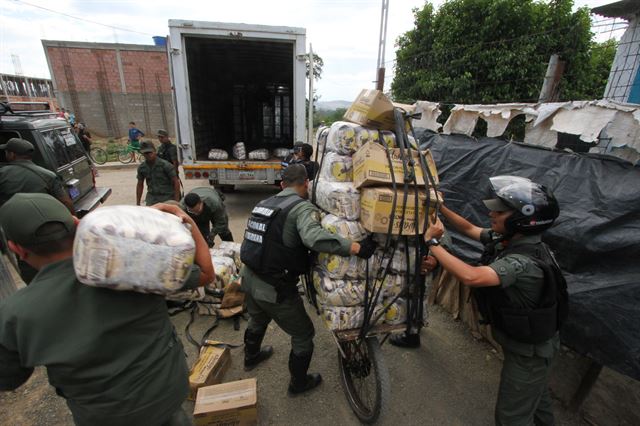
top-left (0, 305), bottom-right (34, 390)
top-left (488, 254), bottom-right (541, 288)
top-left (136, 165), bottom-right (146, 181)
top-left (179, 264), bottom-right (202, 291)
top-left (164, 162), bottom-right (177, 179)
top-left (295, 203), bottom-right (352, 256)
top-left (210, 206), bottom-right (230, 237)
top-left (170, 145), bottom-right (178, 163)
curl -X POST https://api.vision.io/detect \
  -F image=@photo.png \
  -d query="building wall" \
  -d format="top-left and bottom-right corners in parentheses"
top-left (604, 16), bottom-right (640, 103)
top-left (42, 40), bottom-right (174, 138)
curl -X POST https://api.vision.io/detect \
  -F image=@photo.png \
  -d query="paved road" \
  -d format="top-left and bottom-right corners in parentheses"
top-left (0, 167), bottom-right (580, 425)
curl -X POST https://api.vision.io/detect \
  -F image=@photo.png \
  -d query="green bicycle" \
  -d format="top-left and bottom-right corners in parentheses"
top-left (117, 144), bottom-right (143, 164)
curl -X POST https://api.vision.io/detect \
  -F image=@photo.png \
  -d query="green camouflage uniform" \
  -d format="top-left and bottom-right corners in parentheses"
top-left (241, 187), bottom-right (352, 354)
top-left (137, 158), bottom-right (177, 205)
top-left (157, 142), bottom-right (178, 167)
top-left (0, 160), bottom-right (67, 206)
top-left (482, 230), bottom-right (559, 426)
top-left (181, 187), bottom-right (230, 241)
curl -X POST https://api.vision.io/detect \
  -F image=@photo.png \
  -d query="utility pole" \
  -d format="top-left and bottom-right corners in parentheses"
top-left (375, 0), bottom-right (390, 91)
top-left (308, 44), bottom-right (315, 144)
top-left (539, 54), bottom-right (565, 103)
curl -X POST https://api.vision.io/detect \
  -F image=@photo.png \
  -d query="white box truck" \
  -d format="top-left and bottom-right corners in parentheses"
top-left (167, 20), bottom-right (307, 188)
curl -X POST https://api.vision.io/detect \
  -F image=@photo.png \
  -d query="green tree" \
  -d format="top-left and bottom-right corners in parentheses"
top-left (392, 0), bottom-right (611, 104)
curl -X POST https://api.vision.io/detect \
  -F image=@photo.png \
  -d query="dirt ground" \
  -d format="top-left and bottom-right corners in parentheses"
top-left (0, 167), bottom-right (632, 425)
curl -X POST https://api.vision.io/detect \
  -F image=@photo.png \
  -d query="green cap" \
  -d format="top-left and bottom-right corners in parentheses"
top-left (157, 129), bottom-right (169, 137)
top-left (140, 141), bottom-right (156, 153)
top-left (0, 193), bottom-right (76, 246)
top-left (0, 138), bottom-right (34, 155)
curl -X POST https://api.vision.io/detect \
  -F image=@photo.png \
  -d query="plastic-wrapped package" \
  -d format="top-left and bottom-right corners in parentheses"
top-left (232, 142), bottom-right (246, 160)
top-left (379, 130), bottom-right (396, 149)
top-left (385, 297), bottom-right (407, 325)
top-left (319, 152), bottom-right (353, 182)
top-left (317, 252), bottom-right (366, 279)
top-left (322, 305), bottom-right (384, 331)
top-left (248, 149), bottom-right (269, 160)
top-left (272, 147), bottom-right (291, 159)
top-left (210, 256), bottom-right (237, 289)
top-left (312, 268), bottom-right (364, 306)
top-left (314, 181), bottom-right (360, 220)
top-left (208, 149), bottom-right (229, 160)
top-left (321, 214), bottom-right (368, 241)
top-left (74, 206), bottom-right (195, 295)
top-left (326, 121), bottom-right (361, 154)
top-left (216, 241), bottom-right (242, 269)
top-left (371, 245), bottom-right (418, 275)
top-left (378, 274), bottom-right (406, 299)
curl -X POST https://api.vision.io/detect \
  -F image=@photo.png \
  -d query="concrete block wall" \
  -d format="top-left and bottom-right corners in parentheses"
top-left (42, 40), bottom-right (175, 139)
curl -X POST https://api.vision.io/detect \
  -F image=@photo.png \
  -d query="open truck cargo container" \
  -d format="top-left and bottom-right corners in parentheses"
top-left (168, 20), bottom-right (307, 187)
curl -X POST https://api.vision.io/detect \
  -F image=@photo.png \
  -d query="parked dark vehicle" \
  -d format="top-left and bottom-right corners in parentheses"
top-left (0, 102), bottom-right (111, 217)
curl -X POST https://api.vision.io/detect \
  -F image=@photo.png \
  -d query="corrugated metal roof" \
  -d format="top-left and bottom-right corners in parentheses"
top-left (592, 0), bottom-right (640, 20)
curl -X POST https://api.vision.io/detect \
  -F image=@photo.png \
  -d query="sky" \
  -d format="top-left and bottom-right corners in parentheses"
top-left (0, 0), bottom-right (626, 102)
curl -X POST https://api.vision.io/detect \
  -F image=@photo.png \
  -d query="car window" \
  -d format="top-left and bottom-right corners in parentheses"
top-left (41, 130), bottom-right (69, 168)
top-left (59, 128), bottom-right (86, 162)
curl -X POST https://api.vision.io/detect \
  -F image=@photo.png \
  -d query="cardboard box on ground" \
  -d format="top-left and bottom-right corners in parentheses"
top-left (189, 343), bottom-right (232, 400)
top-left (194, 378), bottom-right (257, 426)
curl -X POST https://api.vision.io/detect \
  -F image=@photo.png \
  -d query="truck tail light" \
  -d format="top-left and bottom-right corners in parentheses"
top-left (186, 172), bottom-right (194, 178)
top-left (195, 172), bottom-right (201, 178)
top-left (203, 172), bottom-right (209, 178)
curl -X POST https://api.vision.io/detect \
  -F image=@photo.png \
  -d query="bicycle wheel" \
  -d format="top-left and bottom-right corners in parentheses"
top-left (117, 149), bottom-right (133, 164)
top-left (338, 336), bottom-right (390, 424)
top-left (90, 148), bottom-right (107, 165)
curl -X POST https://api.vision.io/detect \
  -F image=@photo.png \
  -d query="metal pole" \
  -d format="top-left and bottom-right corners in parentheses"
top-left (376, 0), bottom-right (390, 91)
top-left (308, 44), bottom-right (314, 144)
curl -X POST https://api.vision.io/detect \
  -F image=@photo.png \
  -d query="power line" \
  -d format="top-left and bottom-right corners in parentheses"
top-left (7, 0), bottom-right (155, 36)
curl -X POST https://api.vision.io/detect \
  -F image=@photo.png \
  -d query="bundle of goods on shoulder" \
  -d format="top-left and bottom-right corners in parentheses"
top-left (73, 90), bottom-right (439, 334)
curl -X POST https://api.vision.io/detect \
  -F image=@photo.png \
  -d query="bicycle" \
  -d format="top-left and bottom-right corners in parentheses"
top-left (117, 144), bottom-right (143, 164)
top-left (89, 147), bottom-right (108, 165)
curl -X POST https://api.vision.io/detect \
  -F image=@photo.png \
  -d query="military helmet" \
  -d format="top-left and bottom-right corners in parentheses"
top-left (483, 175), bottom-right (559, 235)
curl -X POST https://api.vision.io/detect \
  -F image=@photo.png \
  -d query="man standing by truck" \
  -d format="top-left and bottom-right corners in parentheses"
top-left (0, 193), bottom-right (213, 426)
top-left (239, 164), bottom-right (377, 395)
top-left (182, 187), bottom-right (233, 247)
top-left (136, 141), bottom-right (180, 206)
top-left (157, 129), bottom-right (179, 174)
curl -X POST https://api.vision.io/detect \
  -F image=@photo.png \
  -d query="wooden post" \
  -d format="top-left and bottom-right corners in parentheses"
top-left (539, 54), bottom-right (566, 102)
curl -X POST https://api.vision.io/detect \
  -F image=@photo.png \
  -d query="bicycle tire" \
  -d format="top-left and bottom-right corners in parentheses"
top-left (117, 149), bottom-right (133, 164)
top-left (338, 336), bottom-right (390, 424)
top-left (90, 148), bottom-right (108, 165)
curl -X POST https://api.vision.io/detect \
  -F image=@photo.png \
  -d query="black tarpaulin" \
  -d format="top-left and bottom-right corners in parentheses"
top-left (417, 130), bottom-right (640, 380)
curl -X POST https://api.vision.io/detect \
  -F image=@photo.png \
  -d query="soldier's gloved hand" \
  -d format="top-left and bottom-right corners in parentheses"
top-left (355, 235), bottom-right (377, 259)
top-left (206, 235), bottom-right (216, 248)
top-left (219, 231), bottom-right (234, 242)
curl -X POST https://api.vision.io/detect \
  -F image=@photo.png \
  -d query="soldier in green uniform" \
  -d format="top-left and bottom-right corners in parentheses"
top-left (426, 176), bottom-right (564, 425)
top-left (0, 193), bottom-right (214, 426)
top-left (239, 164), bottom-right (376, 395)
top-left (182, 187), bottom-right (233, 247)
top-left (136, 141), bottom-right (180, 206)
top-left (157, 129), bottom-right (179, 173)
top-left (0, 138), bottom-right (73, 212)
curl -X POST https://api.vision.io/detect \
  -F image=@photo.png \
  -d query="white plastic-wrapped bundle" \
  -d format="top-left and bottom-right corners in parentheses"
top-left (272, 147), bottom-right (291, 159)
top-left (317, 252), bottom-right (366, 279)
top-left (248, 149), bottom-right (269, 160)
top-left (378, 274), bottom-right (405, 299)
top-left (322, 305), bottom-right (384, 331)
top-left (371, 245), bottom-right (418, 275)
top-left (312, 268), bottom-right (364, 306)
top-left (314, 181), bottom-right (360, 220)
top-left (210, 255), bottom-right (237, 289)
top-left (74, 206), bottom-right (195, 295)
top-left (233, 142), bottom-right (246, 160)
top-left (216, 241), bottom-right (242, 269)
top-left (321, 214), bottom-right (368, 242)
top-left (326, 121), bottom-right (361, 155)
top-left (319, 152), bottom-right (353, 182)
top-left (385, 297), bottom-right (407, 325)
top-left (208, 149), bottom-right (229, 160)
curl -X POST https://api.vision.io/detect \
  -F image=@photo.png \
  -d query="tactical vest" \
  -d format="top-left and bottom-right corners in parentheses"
top-left (474, 240), bottom-right (569, 344)
top-left (240, 194), bottom-right (310, 292)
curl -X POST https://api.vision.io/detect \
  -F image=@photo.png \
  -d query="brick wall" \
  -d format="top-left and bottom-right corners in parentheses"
top-left (42, 40), bottom-right (175, 138)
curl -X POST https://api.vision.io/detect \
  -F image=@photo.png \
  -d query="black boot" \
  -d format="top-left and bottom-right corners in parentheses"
top-left (288, 351), bottom-right (322, 395)
top-left (244, 329), bottom-right (273, 371)
top-left (389, 332), bottom-right (421, 349)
